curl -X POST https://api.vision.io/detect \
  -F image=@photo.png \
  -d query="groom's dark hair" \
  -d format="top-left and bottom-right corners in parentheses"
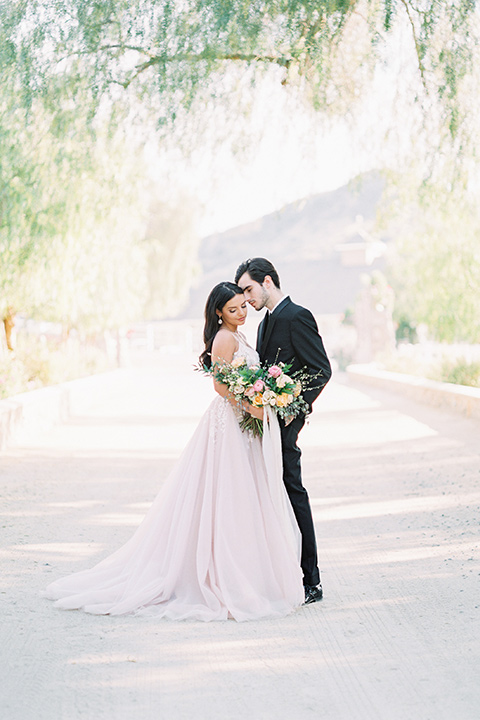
top-left (235, 257), bottom-right (281, 289)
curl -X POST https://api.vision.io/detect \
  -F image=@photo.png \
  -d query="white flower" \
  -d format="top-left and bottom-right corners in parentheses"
top-left (262, 389), bottom-right (277, 405)
top-left (232, 384), bottom-right (245, 396)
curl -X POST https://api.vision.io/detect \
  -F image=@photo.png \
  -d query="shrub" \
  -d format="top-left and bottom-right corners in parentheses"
top-left (0, 336), bottom-right (112, 399)
top-left (436, 358), bottom-right (480, 388)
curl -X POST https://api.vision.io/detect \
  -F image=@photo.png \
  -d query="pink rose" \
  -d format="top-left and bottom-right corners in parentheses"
top-left (267, 365), bottom-right (282, 378)
top-left (245, 387), bottom-right (256, 397)
top-left (252, 379), bottom-right (265, 392)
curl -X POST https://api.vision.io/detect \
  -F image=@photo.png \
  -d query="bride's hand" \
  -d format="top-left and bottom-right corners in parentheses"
top-left (245, 403), bottom-right (263, 421)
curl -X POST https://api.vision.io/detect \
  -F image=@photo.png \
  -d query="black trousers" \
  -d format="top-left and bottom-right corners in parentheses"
top-left (279, 414), bottom-right (320, 587)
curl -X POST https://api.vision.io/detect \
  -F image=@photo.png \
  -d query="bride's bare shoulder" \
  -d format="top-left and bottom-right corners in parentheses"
top-left (211, 329), bottom-right (238, 363)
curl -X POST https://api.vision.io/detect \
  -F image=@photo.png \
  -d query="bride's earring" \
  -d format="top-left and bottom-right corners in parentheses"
top-left (218, 316), bottom-right (222, 325)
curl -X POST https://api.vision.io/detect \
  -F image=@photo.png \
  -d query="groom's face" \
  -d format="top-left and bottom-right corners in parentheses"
top-left (237, 272), bottom-right (270, 311)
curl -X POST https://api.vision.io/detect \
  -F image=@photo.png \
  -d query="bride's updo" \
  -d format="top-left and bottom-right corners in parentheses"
top-left (200, 282), bottom-right (244, 368)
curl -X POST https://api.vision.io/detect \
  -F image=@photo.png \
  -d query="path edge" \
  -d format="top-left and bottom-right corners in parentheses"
top-left (346, 363), bottom-right (480, 420)
top-left (0, 370), bottom-right (125, 451)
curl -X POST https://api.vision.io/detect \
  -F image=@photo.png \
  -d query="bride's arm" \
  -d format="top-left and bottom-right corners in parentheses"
top-left (211, 332), bottom-right (264, 420)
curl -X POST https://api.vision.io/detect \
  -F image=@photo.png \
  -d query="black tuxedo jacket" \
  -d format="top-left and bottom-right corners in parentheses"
top-left (256, 297), bottom-right (332, 408)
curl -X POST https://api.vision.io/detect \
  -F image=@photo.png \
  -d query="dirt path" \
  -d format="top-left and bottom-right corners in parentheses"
top-left (1, 355), bottom-right (479, 720)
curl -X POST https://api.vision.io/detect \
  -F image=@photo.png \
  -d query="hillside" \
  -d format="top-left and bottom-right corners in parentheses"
top-left (180, 172), bottom-right (386, 318)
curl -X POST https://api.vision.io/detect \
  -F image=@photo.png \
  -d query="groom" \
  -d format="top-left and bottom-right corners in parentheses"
top-left (235, 257), bottom-right (332, 604)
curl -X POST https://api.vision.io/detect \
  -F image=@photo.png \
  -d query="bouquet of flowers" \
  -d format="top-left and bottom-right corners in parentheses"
top-left (198, 356), bottom-right (316, 437)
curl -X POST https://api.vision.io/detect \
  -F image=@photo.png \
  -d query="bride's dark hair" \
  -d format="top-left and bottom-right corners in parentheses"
top-left (199, 281), bottom-right (244, 368)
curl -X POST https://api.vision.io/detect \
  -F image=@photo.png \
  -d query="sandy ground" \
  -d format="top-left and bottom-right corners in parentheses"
top-left (1, 351), bottom-right (479, 720)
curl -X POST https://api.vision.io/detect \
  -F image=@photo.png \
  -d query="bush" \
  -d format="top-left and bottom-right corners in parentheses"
top-left (0, 357), bottom-right (30, 399)
top-left (435, 358), bottom-right (480, 388)
top-left (395, 315), bottom-right (418, 344)
top-left (0, 336), bottom-right (112, 399)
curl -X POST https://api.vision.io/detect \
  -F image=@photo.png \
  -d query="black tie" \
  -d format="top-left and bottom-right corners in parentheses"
top-left (261, 311), bottom-right (270, 344)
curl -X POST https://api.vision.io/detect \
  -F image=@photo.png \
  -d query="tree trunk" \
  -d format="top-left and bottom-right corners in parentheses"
top-left (3, 309), bottom-right (15, 352)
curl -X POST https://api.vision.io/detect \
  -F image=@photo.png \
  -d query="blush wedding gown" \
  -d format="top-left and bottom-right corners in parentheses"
top-left (41, 334), bottom-right (304, 621)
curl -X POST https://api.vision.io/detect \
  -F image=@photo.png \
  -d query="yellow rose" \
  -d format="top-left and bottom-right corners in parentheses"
top-left (253, 393), bottom-right (264, 406)
top-left (276, 393), bottom-right (293, 408)
top-left (231, 356), bottom-right (246, 368)
top-left (294, 382), bottom-right (302, 397)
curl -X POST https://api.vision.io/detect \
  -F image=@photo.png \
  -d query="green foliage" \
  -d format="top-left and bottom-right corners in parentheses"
top-left (385, 186), bottom-right (480, 344)
top-left (142, 198), bottom-right (200, 319)
top-left (1, 0), bottom-right (480, 347)
top-left (395, 315), bottom-right (417, 344)
top-left (2, 1), bottom-right (477, 128)
top-left (435, 358), bottom-right (480, 388)
top-left (0, 335), bottom-right (112, 399)
top-left (379, 347), bottom-right (480, 389)
top-left (0, 356), bottom-right (30, 399)
top-left (341, 307), bottom-right (355, 326)
top-left (0, 88), bottom-right (64, 317)
top-left (0, 52), bottom-right (150, 332)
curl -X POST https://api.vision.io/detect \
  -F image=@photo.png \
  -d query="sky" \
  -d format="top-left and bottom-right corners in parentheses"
top-left (144, 16), bottom-right (420, 240)
top-left (146, 87), bottom-right (377, 238)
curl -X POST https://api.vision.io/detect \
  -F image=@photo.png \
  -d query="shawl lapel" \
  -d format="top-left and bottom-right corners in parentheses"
top-left (260, 297), bottom-right (291, 356)
top-left (257, 312), bottom-right (269, 353)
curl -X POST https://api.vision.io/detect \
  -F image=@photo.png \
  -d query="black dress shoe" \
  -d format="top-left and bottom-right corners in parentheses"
top-left (304, 583), bottom-right (323, 604)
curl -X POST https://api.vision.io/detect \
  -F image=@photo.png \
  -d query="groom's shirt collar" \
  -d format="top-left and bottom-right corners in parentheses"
top-left (268, 295), bottom-right (289, 315)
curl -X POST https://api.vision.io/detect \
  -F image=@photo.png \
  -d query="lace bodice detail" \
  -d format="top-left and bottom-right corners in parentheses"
top-left (208, 332), bottom-right (259, 443)
top-left (233, 332), bottom-right (259, 367)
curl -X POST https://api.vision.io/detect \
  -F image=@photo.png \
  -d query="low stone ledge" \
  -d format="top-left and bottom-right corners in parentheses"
top-left (0, 370), bottom-right (125, 451)
top-left (346, 364), bottom-right (480, 420)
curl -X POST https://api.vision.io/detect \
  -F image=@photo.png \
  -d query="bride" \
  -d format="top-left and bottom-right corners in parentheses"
top-left (41, 282), bottom-right (304, 621)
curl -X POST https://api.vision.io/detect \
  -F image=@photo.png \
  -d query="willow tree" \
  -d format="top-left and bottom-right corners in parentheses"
top-left (1, 1), bottom-right (479, 343)
top-left (4, 1), bottom-right (478, 218)
top-left (0, 72), bottom-right (149, 346)
top-left (0, 70), bottom-right (63, 349)
top-left (2, 1), bottom-right (477, 129)
top-left (384, 187), bottom-right (480, 344)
